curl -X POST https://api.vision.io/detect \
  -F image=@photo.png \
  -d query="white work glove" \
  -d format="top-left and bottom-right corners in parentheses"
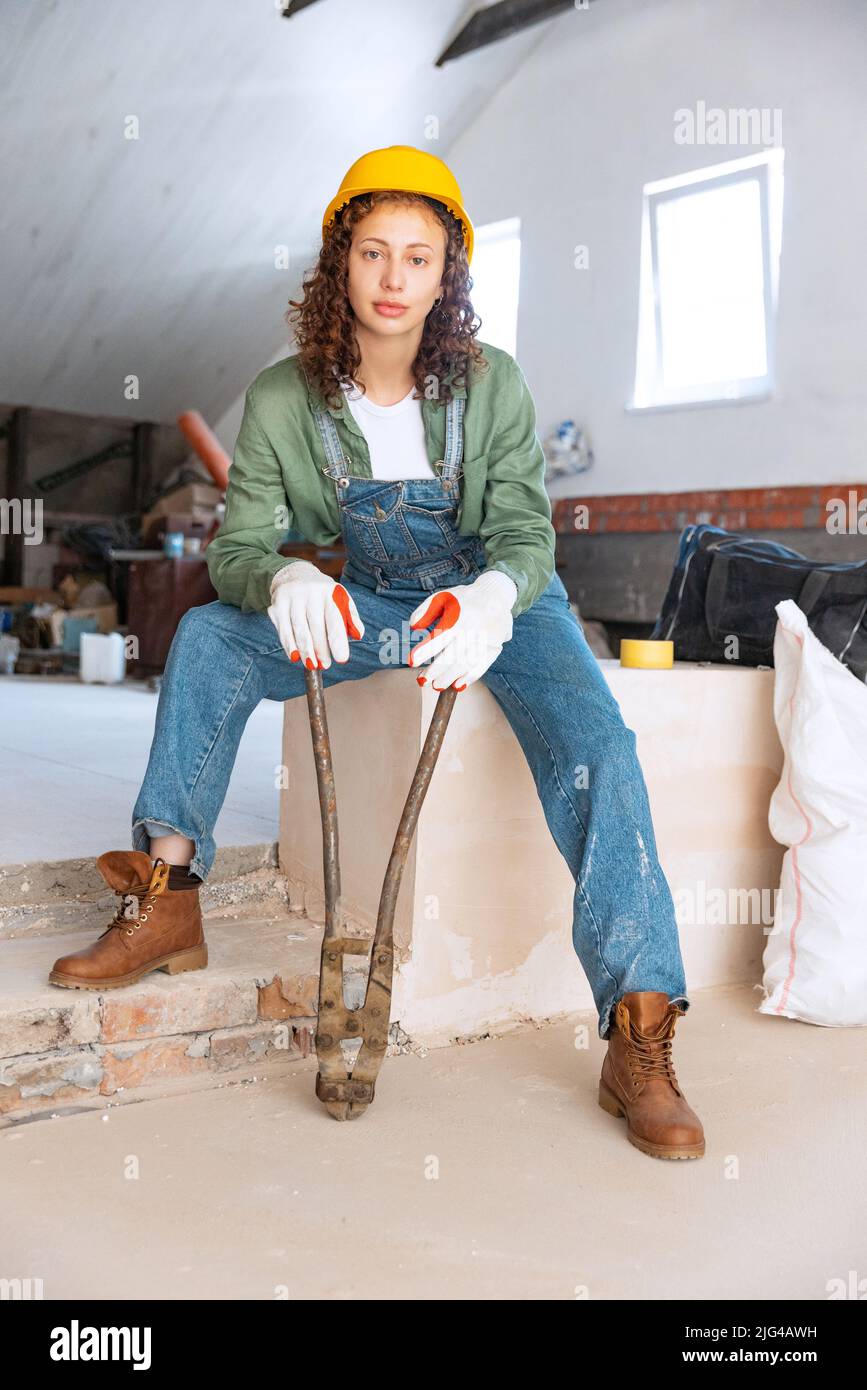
top-left (267, 560), bottom-right (365, 670)
top-left (406, 570), bottom-right (518, 691)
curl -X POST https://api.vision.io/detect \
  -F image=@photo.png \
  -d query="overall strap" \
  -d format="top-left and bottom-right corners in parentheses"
top-left (314, 390), bottom-right (464, 493)
top-left (313, 408), bottom-right (351, 492)
top-left (435, 394), bottom-right (465, 489)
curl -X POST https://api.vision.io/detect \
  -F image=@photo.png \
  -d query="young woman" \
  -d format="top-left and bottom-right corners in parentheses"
top-left (49, 146), bottom-right (704, 1160)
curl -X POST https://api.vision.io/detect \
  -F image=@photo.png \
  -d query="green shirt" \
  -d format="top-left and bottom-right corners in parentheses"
top-left (205, 339), bottom-right (556, 619)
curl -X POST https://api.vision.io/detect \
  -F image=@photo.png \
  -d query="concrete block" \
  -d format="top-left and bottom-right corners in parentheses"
top-left (0, 996), bottom-right (100, 1058)
top-left (99, 977), bottom-right (259, 1044)
top-left (0, 1046), bottom-right (103, 1114)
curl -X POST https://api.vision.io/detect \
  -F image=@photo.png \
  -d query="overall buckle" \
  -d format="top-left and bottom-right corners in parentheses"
top-left (433, 458), bottom-right (461, 489)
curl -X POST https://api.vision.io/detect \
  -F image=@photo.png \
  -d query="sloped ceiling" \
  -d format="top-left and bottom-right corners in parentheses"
top-left (0, 0), bottom-right (552, 424)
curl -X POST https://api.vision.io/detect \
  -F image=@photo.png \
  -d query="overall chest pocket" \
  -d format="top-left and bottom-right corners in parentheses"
top-left (341, 483), bottom-right (465, 564)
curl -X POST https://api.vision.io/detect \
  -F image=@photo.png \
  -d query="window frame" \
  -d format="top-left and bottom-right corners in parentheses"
top-left (629, 149), bottom-right (784, 413)
top-left (470, 215), bottom-right (521, 359)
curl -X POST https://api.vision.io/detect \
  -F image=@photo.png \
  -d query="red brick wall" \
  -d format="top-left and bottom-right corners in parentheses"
top-left (551, 484), bottom-right (867, 534)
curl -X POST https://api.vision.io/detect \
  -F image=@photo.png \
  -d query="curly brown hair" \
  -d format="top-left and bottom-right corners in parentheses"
top-left (285, 189), bottom-right (490, 411)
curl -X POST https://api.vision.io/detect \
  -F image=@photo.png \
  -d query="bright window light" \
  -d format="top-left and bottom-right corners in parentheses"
top-left (631, 150), bottom-right (784, 409)
top-left (468, 216), bottom-right (521, 357)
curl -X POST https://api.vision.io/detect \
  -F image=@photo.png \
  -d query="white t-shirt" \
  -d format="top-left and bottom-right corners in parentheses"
top-left (340, 380), bottom-right (434, 480)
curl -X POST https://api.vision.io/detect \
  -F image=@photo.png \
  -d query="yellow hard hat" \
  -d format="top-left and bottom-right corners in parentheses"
top-left (322, 144), bottom-right (474, 265)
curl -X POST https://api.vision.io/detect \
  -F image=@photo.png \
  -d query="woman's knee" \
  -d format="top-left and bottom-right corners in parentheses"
top-left (173, 601), bottom-right (277, 660)
top-left (176, 600), bottom-right (236, 636)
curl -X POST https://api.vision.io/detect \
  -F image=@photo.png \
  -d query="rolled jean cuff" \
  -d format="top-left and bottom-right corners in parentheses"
top-left (132, 817), bottom-right (209, 883)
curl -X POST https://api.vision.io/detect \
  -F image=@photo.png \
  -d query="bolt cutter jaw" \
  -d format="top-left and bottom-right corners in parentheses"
top-left (315, 1073), bottom-right (376, 1106)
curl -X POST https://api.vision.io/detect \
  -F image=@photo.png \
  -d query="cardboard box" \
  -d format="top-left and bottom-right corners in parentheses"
top-left (49, 602), bottom-right (118, 645)
top-left (140, 512), bottom-right (211, 548)
top-left (154, 481), bottom-right (222, 512)
top-left (142, 481), bottom-right (222, 528)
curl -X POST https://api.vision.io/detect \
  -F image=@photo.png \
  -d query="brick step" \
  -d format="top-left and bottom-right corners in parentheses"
top-left (0, 914), bottom-right (393, 1125)
top-left (0, 842), bottom-right (291, 941)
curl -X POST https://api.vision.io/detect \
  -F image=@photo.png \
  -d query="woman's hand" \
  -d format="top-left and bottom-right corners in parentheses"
top-left (267, 560), bottom-right (364, 669)
top-left (406, 570), bottom-right (517, 690)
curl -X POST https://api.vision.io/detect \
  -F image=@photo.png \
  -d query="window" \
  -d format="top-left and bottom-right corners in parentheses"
top-left (630, 150), bottom-right (784, 410)
top-left (468, 216), bottom-right (521, 357)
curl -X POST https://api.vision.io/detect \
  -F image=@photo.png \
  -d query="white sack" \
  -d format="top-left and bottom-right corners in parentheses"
top-left (758, 599), bottom-right (867, 1027)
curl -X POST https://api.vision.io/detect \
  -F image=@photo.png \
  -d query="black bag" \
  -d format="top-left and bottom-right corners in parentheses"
top-left (651, 523), bottom-right (867, 681)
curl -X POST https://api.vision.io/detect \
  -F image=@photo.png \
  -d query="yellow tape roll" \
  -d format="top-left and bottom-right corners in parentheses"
top-left (619, 638), bottom-right (674, 669)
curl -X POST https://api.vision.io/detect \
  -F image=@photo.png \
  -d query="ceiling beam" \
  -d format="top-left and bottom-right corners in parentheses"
top-left (437, 0), bottom-right (595, 67)
top-left (279, 0), bottom-right (324, 17)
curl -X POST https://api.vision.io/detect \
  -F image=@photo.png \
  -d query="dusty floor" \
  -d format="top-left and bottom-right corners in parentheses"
top-left (0, 676), bottom-right (284, 863)
top-left (2, 983), bottom-right (864, 1300)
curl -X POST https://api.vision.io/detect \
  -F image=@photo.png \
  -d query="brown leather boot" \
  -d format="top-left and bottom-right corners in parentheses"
top-left (49, 851), bottom-right (207, 990)
top-left (598, 991), bottom-right (705, 1160)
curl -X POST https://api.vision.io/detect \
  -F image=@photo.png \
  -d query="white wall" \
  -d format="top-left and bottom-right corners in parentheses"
top-left (452, 0), bottom-right (867, 495)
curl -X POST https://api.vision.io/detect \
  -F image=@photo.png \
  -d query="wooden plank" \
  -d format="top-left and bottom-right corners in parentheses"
top-left (0, 586), bottom-right (62, 603)
top-left (3, 408), bottom-right (30, 587)
top-left (132, 421), bottom-right (155, 514)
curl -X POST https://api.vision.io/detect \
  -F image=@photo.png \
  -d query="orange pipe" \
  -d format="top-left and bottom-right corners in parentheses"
top-left (177, 410), bottom-right (232, 491)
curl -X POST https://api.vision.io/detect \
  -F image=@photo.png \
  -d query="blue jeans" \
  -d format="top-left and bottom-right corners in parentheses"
top-left (132, 569), bottom-right (689, 1040)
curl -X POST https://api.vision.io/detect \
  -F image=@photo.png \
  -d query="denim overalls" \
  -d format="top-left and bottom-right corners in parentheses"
top-left (132, 388), bottom-right (691, 1040)
top-left (312, 391), bottom-right (487, 601)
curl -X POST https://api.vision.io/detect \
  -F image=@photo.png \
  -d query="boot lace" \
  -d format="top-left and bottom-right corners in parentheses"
top-left (625, 1014), bottom-right (681, 1091)
top-left (105, 861), bottom-right (170, 936)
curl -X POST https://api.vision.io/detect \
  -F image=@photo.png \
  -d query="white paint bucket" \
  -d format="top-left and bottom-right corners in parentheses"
top-left (79, 631), bottom-right (126, 684)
